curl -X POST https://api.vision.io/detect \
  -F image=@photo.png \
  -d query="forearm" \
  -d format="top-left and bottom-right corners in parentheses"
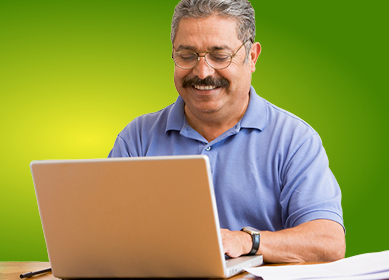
top-left (221, 219), bottom-right (345, 263)
top-left (258, 219), bottom-right (346, 263)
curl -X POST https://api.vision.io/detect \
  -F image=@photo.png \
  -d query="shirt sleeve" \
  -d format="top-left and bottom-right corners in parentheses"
top-left (108, 135), bottom-right (132, 158)
top-left (280, 134), bottom-right (344, 230)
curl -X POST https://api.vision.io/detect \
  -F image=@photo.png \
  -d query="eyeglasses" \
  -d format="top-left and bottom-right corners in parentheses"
top-left (172, 38), bottom-right (252, 70)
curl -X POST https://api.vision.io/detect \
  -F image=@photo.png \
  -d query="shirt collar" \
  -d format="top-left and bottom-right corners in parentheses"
top-left (239, 86), bottom-right (268, 131)
top-left (165, 86), bottom-right (268, 133)
top-left (166, 96), bottom-right (186, 132)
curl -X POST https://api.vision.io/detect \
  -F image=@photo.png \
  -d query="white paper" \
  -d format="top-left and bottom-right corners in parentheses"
top-left (320, 270), bottom-right (389, 280)
top-left (245, 250), bottom-right (389, 280)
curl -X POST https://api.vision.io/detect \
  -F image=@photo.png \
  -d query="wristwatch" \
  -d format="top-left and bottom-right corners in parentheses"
top-left (241, 226), bottom-right (261, 255)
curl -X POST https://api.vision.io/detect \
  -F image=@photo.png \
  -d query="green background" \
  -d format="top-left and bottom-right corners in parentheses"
top-left (0, 0), bottom-right (388, 261)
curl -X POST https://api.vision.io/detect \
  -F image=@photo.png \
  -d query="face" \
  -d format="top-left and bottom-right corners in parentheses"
top-left (173, 15), bottom-right (260, 123)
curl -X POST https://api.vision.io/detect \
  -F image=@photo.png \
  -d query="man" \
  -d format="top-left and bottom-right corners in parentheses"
top-left (109, 0), bottom-right (345, 263)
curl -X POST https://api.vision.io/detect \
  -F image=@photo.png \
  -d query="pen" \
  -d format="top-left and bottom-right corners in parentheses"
top-left (20, 268), bottom-right (52, 278)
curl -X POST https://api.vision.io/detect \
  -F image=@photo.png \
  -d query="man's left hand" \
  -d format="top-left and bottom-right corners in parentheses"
top-left (220, 228), bottom-right (252, 258)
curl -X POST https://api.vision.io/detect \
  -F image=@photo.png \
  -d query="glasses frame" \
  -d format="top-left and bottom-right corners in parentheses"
top-left (172, 38), bottom-right (253, 70)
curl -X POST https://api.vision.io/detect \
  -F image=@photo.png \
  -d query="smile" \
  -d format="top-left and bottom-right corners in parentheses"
top-left (193, 85), bottom-right (217, 90)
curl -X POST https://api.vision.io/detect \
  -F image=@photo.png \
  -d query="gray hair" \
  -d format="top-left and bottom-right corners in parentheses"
top-left (171, 0), bottom-right (255, 59)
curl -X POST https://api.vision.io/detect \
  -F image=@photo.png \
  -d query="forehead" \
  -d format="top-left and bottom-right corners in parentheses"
top-left (174, 15), bottom-right (240, 50)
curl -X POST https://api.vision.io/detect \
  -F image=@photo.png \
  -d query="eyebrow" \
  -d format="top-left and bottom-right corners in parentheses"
top-left (175, 44), bottom-right (233, 52)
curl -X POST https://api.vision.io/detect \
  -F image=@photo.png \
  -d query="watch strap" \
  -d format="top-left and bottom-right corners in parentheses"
top-left (248, 231), bottom-right (260, 255)
top-left (241, 227), bottom-right (260, 255)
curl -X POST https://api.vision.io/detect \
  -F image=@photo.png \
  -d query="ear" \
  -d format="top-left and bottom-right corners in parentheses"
top-left (250, 42), bottom-right (261, 73)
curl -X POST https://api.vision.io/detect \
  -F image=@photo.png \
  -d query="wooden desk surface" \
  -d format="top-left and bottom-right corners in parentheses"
top-left (3, 260), bottom-right (388, 280)
top-left (0, 262), bottom-right (53, 280)
top-left (0, 261), bottom-right (261, 280)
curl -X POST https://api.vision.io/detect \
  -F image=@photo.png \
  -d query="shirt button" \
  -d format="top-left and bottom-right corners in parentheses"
top-left (205, 146), bottom-right (212, 151)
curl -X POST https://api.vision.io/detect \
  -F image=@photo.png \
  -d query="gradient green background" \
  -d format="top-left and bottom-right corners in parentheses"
top-left (1, 0), bottom-right (388, 261)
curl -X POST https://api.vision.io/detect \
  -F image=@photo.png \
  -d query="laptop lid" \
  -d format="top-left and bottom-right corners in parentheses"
top-left (31, 155), bottom-right (262, 278)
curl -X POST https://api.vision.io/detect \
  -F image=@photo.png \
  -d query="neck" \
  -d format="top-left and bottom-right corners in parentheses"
top-left (184, 95), bottom-right (250, 142)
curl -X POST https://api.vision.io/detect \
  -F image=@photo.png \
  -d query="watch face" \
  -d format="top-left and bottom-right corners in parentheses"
top-left (244, 227), bottom-right (261, 235)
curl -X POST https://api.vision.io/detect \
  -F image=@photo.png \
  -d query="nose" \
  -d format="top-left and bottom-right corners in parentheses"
top-left (192, 55), bottom-right (215, 79)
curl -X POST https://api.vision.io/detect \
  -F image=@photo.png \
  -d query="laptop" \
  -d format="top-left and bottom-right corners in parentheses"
top-left (31, 155), bottom-right (263, 278)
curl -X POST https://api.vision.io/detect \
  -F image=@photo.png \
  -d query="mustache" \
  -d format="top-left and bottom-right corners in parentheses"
top-left (182, 76), bottom-right (230, 88)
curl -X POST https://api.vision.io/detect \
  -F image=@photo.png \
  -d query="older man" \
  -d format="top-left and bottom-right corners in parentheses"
top-left (109, 0), bottom-right (345, 263)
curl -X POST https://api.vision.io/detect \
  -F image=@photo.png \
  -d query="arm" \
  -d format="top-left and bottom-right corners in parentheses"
top-left (221, 219), bottom-right (345, 263)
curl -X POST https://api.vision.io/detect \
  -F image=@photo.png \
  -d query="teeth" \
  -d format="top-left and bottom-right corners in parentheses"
top-left (194, 85), bottom-right (216, 90)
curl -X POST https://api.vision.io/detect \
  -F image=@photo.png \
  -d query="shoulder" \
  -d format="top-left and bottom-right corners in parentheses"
top-left (266, 100), bottom-right (317, 136)
top-left (247, 92), bottom-right (324, 168)
top-left (246, 87), bottom-right (317, 141)
top-left (247, 90), bottom-right (319, 150)
top-left (110, 101), bottom-right (180, 157)
top-left (119, 102), bottom-right (176, 138)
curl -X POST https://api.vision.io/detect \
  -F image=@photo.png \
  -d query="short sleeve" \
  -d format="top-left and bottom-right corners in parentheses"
top-left (280, 134), bottom-right (344, 229)
top-left (108, 135), bottom-right (132, 158)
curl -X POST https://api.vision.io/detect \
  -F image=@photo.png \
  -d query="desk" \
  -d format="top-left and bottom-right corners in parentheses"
top-left (0, 262), bottom-right (260, 280)
top-left (3, 261), bottom-right (388, 280)
top-left (7, 262), bottom-right (387, 280)
top-left (0, 262), bottom-right (53, 280)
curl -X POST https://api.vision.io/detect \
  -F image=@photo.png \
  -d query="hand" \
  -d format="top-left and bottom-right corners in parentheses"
top-left (220, 228), bottom-right (252, 258)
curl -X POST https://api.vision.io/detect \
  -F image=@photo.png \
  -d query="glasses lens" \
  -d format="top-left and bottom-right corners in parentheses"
top-left (205, 52), bottom-right (231, 69)
top-left (172, 51), bottom-right (232, 69)
top-left (173, 52), bottom-right (198, 69)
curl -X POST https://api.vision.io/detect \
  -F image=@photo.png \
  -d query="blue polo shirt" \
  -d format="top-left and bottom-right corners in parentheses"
top-left (108, 86), bottom-right (344, 231)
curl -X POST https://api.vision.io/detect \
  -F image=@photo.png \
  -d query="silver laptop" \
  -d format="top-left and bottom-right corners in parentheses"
top-left (31, 155), bottom-right (263, 278)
